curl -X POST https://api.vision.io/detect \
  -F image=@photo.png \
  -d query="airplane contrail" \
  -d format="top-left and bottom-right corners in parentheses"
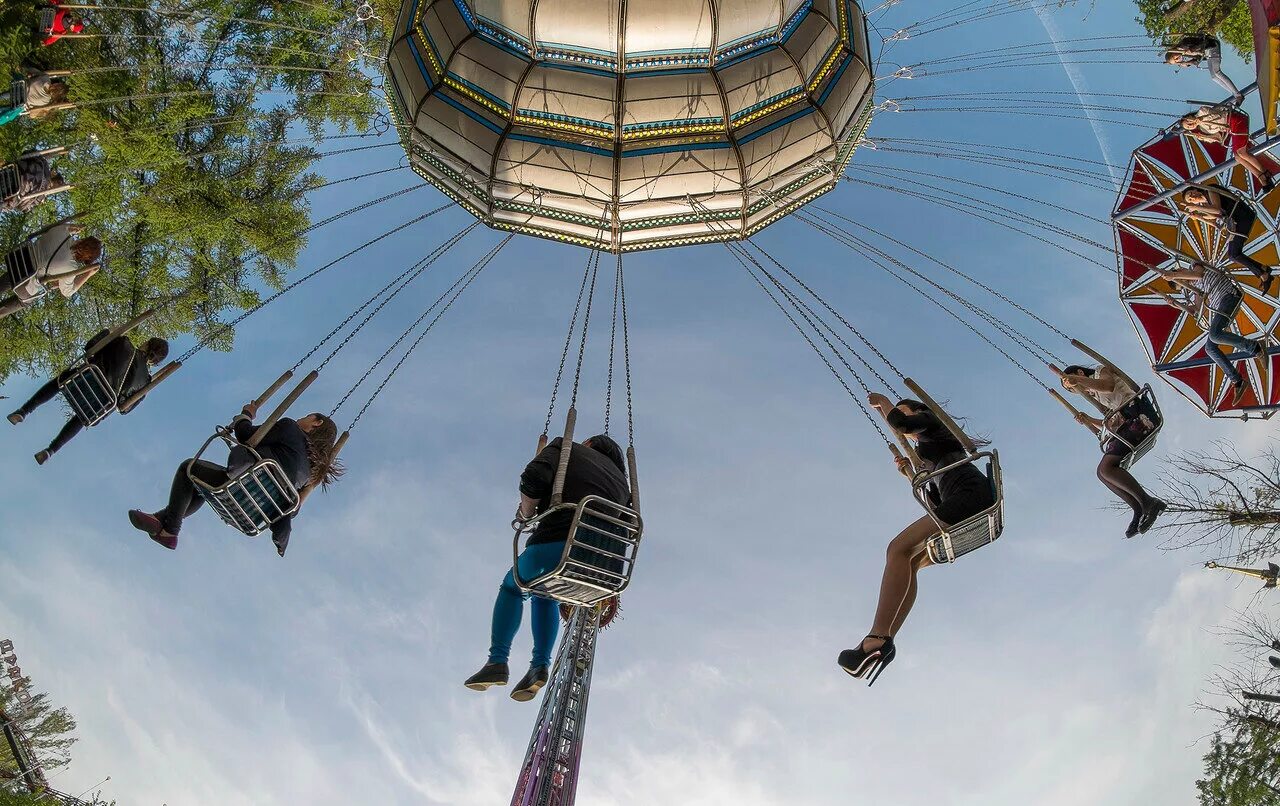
top-left (1033, 1), bottom-right (1122, 186)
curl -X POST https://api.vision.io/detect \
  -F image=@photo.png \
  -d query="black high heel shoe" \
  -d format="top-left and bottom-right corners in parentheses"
top-left (837, 634), bottom-right (896, 686)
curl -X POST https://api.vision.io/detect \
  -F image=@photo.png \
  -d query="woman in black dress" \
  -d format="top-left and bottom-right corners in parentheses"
top-left (837, 394), bottom-right (995, 686)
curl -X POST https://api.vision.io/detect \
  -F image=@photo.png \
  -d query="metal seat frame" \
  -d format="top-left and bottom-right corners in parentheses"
top-left (513, 494), bottom-right (644, 608)
top-left (0, 164), bottom-right (18, 202)
top-left (1097, 385), bottom-right (1163, 470)
top-left (4, 242), bottom-right (44, 301)
top-left (188, 424), bottom-right (301, 537)
top-left (914, 450), bottom-right (1005, 565)
top-left (7, 80), bottom-right (26, 110)
top-left (58, 362), bottom-right (119, 426)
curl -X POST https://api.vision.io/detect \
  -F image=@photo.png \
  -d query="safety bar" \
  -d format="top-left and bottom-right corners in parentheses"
top-left (117, 360), bottom-right (179, 411)
top-left (625, 444), bottom-right (640, 512)
top-left (247, 370), bottom-right (317, 449)
top-left (82, 308), bottom-right (156, 360)
top-left (1113, 133), bottom-right (1280, 221)
top-left (550, 406), bottom-right (575, 507)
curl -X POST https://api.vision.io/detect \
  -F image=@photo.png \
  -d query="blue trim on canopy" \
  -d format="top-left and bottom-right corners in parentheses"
top-left (817, 52), bottom-right (853, 105)
top-left (508, 132), bottom-right (614, 157)
top-left (624, 140), bottom-right (732, 157)
top-left (737, 106), bottom-right (817, 145)
top-left (437, 91), bottom-right (505, 134)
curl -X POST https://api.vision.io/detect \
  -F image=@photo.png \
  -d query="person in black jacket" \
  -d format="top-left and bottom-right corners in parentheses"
top-left (126, 402), bottom-right (342, 556)
top-left (837, 394), bottom-right (996, 686)
top-left (465, 433), bottom-right (630, 702)
top-left (7, 330), bottom-right (168, 464)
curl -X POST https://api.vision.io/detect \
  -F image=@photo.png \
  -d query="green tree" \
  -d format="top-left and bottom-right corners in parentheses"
top-left (0, 685), bottom-right (77, 791)
top-left (1134, 0), bottom-right (1255, 60)
top-left (1198, 713), bottom-right (1280, 805)
top-left (0, 0), bottom-right (393, 377)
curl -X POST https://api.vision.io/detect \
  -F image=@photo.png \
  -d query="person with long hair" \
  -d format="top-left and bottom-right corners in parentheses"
top-left (1050, 364), bottom-right (1165, 537)
top-left (1180, 107), bottom-right (1275, 192)
top-left (8, 332), bottom-right (169, 465)
top-left (1180, 185), bottom-right (1274, 296)
top-left (465, 433), bottom-right (631, 702)
top-left (837, 394), bottom-right (995, 686)
top-left (0, 221), bottom-right (101, 319)
top-left (127, 403), bottom-right (343, 557)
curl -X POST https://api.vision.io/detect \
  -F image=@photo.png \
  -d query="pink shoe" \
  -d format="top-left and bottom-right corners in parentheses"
top-left (128, 510), bottom-right (178, 550)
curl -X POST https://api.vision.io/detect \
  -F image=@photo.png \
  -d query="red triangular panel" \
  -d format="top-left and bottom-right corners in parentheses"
top-left (1118, 163), bottom-right (1156, 214)
top-left (1142, 135), bottom-right (1190, 179)
top-left (1167, 364), bottom-right (1214, 406)
top-left (1118, 228), bottom-right (1168, 283)
top-left (1131, 301), bottom-right (1183, 357)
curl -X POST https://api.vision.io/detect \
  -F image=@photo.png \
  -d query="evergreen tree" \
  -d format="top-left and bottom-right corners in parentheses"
top-left (1134, 0), bottom-right (1254, 60)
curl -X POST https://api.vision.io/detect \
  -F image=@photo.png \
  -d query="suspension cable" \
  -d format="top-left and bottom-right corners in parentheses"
top-left (336, 235), bottom-right (513, 425)
top-left (568, 251), bottom-right (602, 409)
top-left (617, 252), bottom-right (636, 448)
top-left (294, 222), bottom-right (477, 372)
top-left (544, 249), bottom-right (599, 436)
top-left (604, 252), bottom-right (621, 434)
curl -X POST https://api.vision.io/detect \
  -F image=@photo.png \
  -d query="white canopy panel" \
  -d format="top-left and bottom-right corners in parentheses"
top-left (384, 0), bottom-right (875, 251)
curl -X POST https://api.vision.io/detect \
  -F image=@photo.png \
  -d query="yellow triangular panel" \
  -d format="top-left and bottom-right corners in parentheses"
top-left (1164, 316), bottom-right (1206, 363)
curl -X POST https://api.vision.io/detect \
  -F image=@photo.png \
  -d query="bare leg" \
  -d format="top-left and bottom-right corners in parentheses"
top-left (864, 514), bottom-right (939, 650)
top-left (1236, 148), bottom-right (1272, 187)
top-left (888, 550), bottom-right (934, 636)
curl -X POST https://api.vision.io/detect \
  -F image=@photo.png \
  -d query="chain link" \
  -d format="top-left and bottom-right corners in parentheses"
top-left (569, 252), bottom-right (601, 409)
top-left (604, 254), bottom-right (621, 434)
top-left (617, 252), bottom-right (636, 448)
top-left (545, 249), bottom-right (598, 435)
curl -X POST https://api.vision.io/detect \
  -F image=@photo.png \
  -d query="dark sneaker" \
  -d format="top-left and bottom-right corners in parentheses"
top-left (7, 411), bottom-right (23, 425)
top-left (464, 663), bottom-right (509, 691)
top-left (1125, 511), bottom-right (1141, 539)
top-left (1231, 379), bottom-right (1249, 407)
top-left (33, 450), bottom-right (50, 465)
top-left (129, 510), bottom-right (178, 550)
top-left (510, 666), bottom-right (549, 702)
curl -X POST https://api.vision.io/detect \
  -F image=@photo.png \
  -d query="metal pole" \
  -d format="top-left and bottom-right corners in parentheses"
top-left (1112, 134), bottom-right (1280, 222)
top-left (1243, 691), bottom-right (1280, 705)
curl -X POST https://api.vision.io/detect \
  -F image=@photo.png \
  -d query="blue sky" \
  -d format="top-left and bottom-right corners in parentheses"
top-left (0, 2), bottom-right (1274, 804)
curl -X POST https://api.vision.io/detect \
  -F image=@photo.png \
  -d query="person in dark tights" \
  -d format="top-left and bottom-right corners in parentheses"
top-left (1, 152), bottom-right (67, 212)
top-left (127, 404), bottom-right (342, 557)
top-left (465, 433), bottom-right (631, 702)
top-left (7, 331), bottom-right (168, 464)
top-left (1181, 185), bottom-right (1274, 296)
top-left (1051, 364), bottom-right (1165, 537)
top-left (838, 394), bottom-right (996, 687)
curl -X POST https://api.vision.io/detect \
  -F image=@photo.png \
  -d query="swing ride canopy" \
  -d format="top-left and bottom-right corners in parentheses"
top-left (383, 0), bottom-right (875, 252)
top-left (1112, 131), bottom-right (1280, 417)
top-left (1250, 0), bottom-right (1280, 134)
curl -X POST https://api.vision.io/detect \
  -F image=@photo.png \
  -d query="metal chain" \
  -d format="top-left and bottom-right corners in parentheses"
top-left (617, 252), bottom-right (636, 448)
top-left (604, 254), bottom-right (621, 434)
top-left (294, 222), bottom-right (476, 372)
top-left (569, 253), bottom-right (601, 409)
top-left (332, 236), bottom-right (509, 418)
top-left (745, 238), bottom-right (904, 389)
top-left (176, 198), bottom-right (445, 363)
top-left (725, 242), bottom-right (894, 449)
top-left (544, 249), bottom-right (598, 435)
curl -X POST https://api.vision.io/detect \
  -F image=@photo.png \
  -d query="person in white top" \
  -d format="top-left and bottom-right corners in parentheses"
top-left (1051, 363), bottom-right (1166, 538)
top-left (0, 222), bottom-right (101, 319)
top-left (0, 69), bottom-right (70, 127)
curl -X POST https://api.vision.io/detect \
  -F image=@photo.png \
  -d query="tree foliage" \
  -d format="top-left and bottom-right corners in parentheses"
top-left (1134, 0), bottom-right (1254, 60)
top-left (0, 683), bottom-right (77, 791)
top-left (0, 0), bottom-right (392, 378)
top-left (1197, 716), bottom-right (1280, 805)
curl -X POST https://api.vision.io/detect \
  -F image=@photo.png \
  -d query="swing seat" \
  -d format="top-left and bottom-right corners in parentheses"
top-left (918, 451), bottom-right (1005, 565)
top-left (4, 242), bottom-right (43, 300)
top-left (38, 9), bottom-right (57, 34)
top-left (1099, 385), bottom-right (1163, 470)
top-left (189, 427), bottom-right (300, 537)
top-left (513, 495), bottom-right (643, 608)
top-left (0, 164), bottom-right (19, 202)
top-left (58, 362), bottom-right (116, 426)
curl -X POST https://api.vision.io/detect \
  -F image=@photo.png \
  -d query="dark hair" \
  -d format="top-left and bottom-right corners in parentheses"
top-left (71, 236), bottom-right (102, 265)
top-left (584, 433), bottom-right (625, 473)
top-left (143, 337), bottom-right (169, 364)
top-left (1061, 365), bottom-right (1094, 377)
top-left (305, 413), bottom-right (345, 489)
top-left (894, 398), bottom-right (992, 448)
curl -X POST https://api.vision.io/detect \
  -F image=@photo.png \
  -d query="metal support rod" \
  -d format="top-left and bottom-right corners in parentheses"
top-left (903, 377), bottom-right (976, 454)
top-left (252, 370), bottom-right (293, 409)
top-left (1112, 134), bottom-right (1280, 221)
top-left (626, 444), bottom-right (640, 512)
top-left (247, 370), bottom-right (317, 448)
top-left (1072, 339), bottom-right (1141, 393)
top-left (536, 433), bottom-right (548, 454)
top-left (550, 406), bottom-right (576, 507)
top-left (117, 359), bottom-right (179, 411)
top-left (84, 307), bottom-right (155, 360)
top-left (27, 145), bottom-right (69, 158)
top-left (1048, 388), bottom-right (1099, 434)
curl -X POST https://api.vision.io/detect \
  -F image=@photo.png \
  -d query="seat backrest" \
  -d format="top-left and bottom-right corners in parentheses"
top-left (0, 164), bottom-right (18, 200)
top-left (194, 459), bottom-right (300, 536)
top-left (5, 243), bottom-right (36, 287)
top-left (58, 364), bottom-right (116, 426)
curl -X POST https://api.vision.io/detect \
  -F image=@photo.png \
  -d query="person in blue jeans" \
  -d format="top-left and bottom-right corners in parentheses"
top-left (1160, 261), bottom-right (1267, 407)
top-left (465, 433), bottom-right (630, 702)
